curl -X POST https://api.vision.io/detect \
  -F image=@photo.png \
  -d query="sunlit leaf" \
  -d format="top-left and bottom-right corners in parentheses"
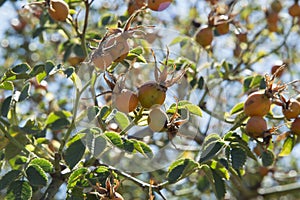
top-left (278, 136), bottom-right (295, 157)
top-left (30, 158), bottom-right (54, 173)
top-left (114, 111), bottom-right (130, 130)
top-left (167, 158), bottom-right (199, 183)
top-left (26, 164), bottom-right (48, 186)
top-left (6, 180), bottom-right (32, 200)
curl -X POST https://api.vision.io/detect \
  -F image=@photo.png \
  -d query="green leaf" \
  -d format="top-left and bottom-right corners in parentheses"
top-left (19, 83), bottom-right (31, 102)
top-left (30, 158), bottom-right (54, 173)
top-left (0, 135), bottom-right (9, 150)
top-left (114, 112), bottom-right (130, 130)
top-left (0, 81), bottom-right (14, 90)
top-left (123, 139), bottom-right (135, 153)
top-left (1, 95), bottom-right (12, 117)
top-left (5, 133), bottom-right (29, 160)
top-left (278, 136), bottom-right (295, 157)
top-left (64, 67), bottom-right (75, 78)
top-left (45, 60), bottom-right (55, 75)
top-left (168, 100), bottom-right (202, 117)
top-left (64, 139), bottom-right (86, 169)
top-left (212, 169), bottom-right (226, 200)
top-left (167, 158), bottom-right (199, 183)
top-left (261, 150), bottom-right (275, 167)
top-left (12, 63), bottom-right (31, 74)
top-left (25, 164), bottom-right (48, 186)
top-left (132, 139), bottom-right (153, 158)
top-left (87, 106), bottom-right (100, 121)
top-left (104, 131), bottom-right (123, 148)
top-left (230, 102), bottom-right (244, 115)
top-left (199, 141), bottom-right (225, 163)
top-left (68, 168), bottom-right (88, 189)
top-left (6, 180), bottom-right (32, 200)
top-left (231, 148), bottom-right (247, 170)
top-left (202, 133), bottom-right (221, 148)
top-left (129, 47), bottom-right (143, 55)
top-left (45, 111), bottom-right (72, 130)
top-left (210, 160), bottom-right (230, 180)
top-left (85, 133), bottom-right (107, 158)
top-left (0, 170), bottom-right (21, 190)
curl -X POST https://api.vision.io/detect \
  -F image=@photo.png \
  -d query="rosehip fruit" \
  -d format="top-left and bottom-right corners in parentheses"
top-left (216, 21), bottom-right (229, 35)
top-left (245, 116), bottom-right (268, 138)
top-left (137, 81), bottom-right (167, 109)
top-left (195, 26), bottom-right (213, 47)
top-left (282, 99), bottom-right (300, 120)
top-left (101, 192), bottom-right (124, 200)
top-left (105, 35), bottom-right (130, 62)
top-left (291, 118), bottom-right (300, 135)
top-left (288, 3), bottom-right (300, 17)
top-left (243, 91), bottom-right (271, 117)
top-left (113, 89), bottom-right (138, 113)
top-left (147, 0), bottom-right (172, 11)
top-left (147, 107), bottom-right (168, 132)
top-left (48, 0), bottom-right (69, 22)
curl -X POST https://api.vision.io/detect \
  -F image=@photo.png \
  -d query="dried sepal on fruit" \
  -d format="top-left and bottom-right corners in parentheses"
top-left (138, 48), bottom-right (186, 108)
top-left (87, 7), bottom-right (148, 70)
top-left (90, 178), bottom-right (124, 200)
top-left (282, 98), bottom-right (300, 120)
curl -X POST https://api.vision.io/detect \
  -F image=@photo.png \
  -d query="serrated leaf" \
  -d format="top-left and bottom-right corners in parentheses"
top-left (85, 133), bottom-right (107, 158)
top-left (67, 168), bottom-right (88, 189)
top-left (104, 131), bottom-right (123, 148)
top-left (167, 158), bottom-right (199, 183)
top-left (231, 148), bottom-right (247, 170)
top-left (261, 150), bottom-right (275, 167)
top-left (5, 133), bottom-right (29, 160)
top-left (123, 140), bottom-right (135, 153)
top-left (19, 83), bottom-right (31, 102)
top-left (0, 81), bottom-right (14, 90)
top-left (64, 139), bottom-right (86, 169)
top-left (114, 112), bottom-right (130, 130)
top-left (212, 169), bottom-right (226, 200)
top-left (30, 158), bottom-right (54, 173)
top-left (0, 170), bottom-right (21, 190)
top-left (132, 140), bottom-right (153, 158)
top-left (199, 141), bottom-right (225, 163)
top-left (45, 111), bottom-right (72, 125)
top-left (6, 180), bottom-right (32, 200)
top-left (26, 164), bottom-right (48, 186)
top-left (230, 102), bottom-right (244, 115)
top-left (278, 136), bottom-right (295, 157)
top-left (210, 160), bottom-right (230, 180)
top-left (202, 133), bottom-right (221, 148)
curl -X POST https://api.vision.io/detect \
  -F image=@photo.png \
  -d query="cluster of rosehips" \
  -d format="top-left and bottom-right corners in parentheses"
top-left (243, 71), bottom-right (300, 139)
top-left (195, 2), bottom-right (246, 48)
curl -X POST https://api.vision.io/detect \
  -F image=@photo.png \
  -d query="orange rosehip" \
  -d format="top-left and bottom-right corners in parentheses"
top-left (137, 81), bottom-right (167, 109)
top-left (244, 91), bottom-right (271, 117)
top-left (48, 0), bottom-right (69, 22)
top-left (291, 118), bottom-right (300, 135)
top-left (245, 116), bottom-right (268, 138)
top-left (282, 99), bottom-right (300, 120)
top-left (113, 89), bottom-right (138, 113)
top-left (147, 0), bottom-right (172, 11)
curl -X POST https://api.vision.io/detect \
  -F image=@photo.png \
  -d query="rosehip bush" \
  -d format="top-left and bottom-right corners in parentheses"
top-left (1, 1), bottom-right (300, 200)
